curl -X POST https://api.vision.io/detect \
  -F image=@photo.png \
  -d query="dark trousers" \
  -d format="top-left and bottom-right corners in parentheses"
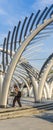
top-left (13, 96), bottom-right (22, 107)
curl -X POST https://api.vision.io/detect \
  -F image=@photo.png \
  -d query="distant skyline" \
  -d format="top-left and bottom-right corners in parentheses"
top-left (0, 0), bottom-right (53, 69)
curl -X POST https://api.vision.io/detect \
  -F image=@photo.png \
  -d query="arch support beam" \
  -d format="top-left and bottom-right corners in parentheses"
top-left (30, 76), bottom-right (38, 102)
top-left (38, 60), bottom-right (53, 101)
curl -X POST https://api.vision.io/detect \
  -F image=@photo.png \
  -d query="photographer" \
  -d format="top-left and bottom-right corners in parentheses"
top-left (12, 84), bottom-right (22, 107)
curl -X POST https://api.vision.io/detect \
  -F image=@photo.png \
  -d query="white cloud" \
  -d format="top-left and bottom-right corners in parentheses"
top-left (32, 0), bottom-right (53, 11)
top-left (0, 33), bottom-right (7, 44)
top-left (0, 8), bottom-right (7, 15)
top-left (41, 0), bottom-right (53, 4)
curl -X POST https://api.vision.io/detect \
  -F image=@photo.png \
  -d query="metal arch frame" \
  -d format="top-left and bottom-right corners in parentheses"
top-left (21, 63), bottom-right (40, 100)
top-left (14, 21), bottom-right (21, 50)
top-left (13, 63), bottom-right (31, 88)
top-left (1, 46), bottom-right (33, 91)
top-left (19, 17), bottom-right (28, 44)
top-left (14, 65), bottom-right (30, 83)
top-left (38, 53), bottom-right (53, 100)
top-left (1, 46), bottom-right (52, 100)
top-left (36, 7), bottom-right (48, 26)
top-left (2, 30), bottom-right (11, 71)
top-left (12, 78), bottom-right (19, 85)
top-left (24, 13), bottom-right (34, 38)
top-left (12, 77), bottom-right (20, 86)
top-left (15, 62), bottom-right (39, 98)
top-left (21, 62), bottom-right (38, 79)
top-left (1, 45), bottom-right (38, 78)
top-left (47, 74), bottom-right (53, 83)
top-left (39, 53), bottom-right (53, 78)
top-left (2, 38), bottom-right (6, 71)
top-left (6, 31), bottom-right (11, 65)
top-left (50, 10), bottom-right (53, 17)
top-left (50, 82), bottom-right (53, 98)
top-left (21, 63), bottom-right (49, 100)
top-left (1, 6), bottom-right (53, 72)
top-left (14, 70), bottom-right (29, 79)
top-left (1, 17), bottom-right (53, 107)
top-left (14, 63), bottom-right (43, 99)
top-left (10, 26), bottom-right (16, 57)
top-left (38, 57), bottom-right (53, 101)
top-left (29, 10), bottom-right (41, 32)
top-left (43, 4), bottom-right (53, 21)
top-left (13, 74), bottom-right (30, 91)
top-left (30, 76), bottom-right (48, 101)
top-left (0, 48), bottom-right (15, 55)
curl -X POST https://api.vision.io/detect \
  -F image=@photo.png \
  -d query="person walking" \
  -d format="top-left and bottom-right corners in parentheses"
top-left (12, 84), bottom-right (22, 107)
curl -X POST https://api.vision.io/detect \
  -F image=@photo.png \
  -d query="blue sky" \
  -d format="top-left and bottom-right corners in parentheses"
top-left (0, 0), bottom-right (53, 69)
top-left (0, 0), bottom-right (53, 42)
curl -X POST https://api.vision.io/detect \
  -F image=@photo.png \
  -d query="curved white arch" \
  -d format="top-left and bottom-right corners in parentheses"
top-left (44, 82), bottom-right (50, 99)
top-left (30, 76), bottom-right (38, 101)
top-left (1, 17), bottom-right (53, 107)
top-left (38, 58), bottom-right (53, 101)
top-left (13, 74), bottom-right (30, 91)
top-left (49, 81), bottom-right (53, 98)
top-left (31, 76), bottom-right (48, 101)
top-left (43, 87), bottom-right (47, 99)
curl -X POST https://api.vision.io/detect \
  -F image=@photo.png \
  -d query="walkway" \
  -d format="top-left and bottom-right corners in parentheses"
top-left (0, 110), bottom-right (53, 130)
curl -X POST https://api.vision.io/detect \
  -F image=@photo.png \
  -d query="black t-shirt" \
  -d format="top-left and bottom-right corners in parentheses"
top-left (17, 91), bottom-right (21, 98)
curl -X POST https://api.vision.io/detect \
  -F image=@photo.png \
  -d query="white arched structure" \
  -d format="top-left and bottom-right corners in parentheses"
top-left (38, 57), bottom-right (53, 100)
top-left (0, 17), bottom-right (53, 107)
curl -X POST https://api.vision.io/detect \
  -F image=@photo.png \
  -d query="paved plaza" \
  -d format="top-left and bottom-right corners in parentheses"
top-left (0, 110), bottom-right (53, 130)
